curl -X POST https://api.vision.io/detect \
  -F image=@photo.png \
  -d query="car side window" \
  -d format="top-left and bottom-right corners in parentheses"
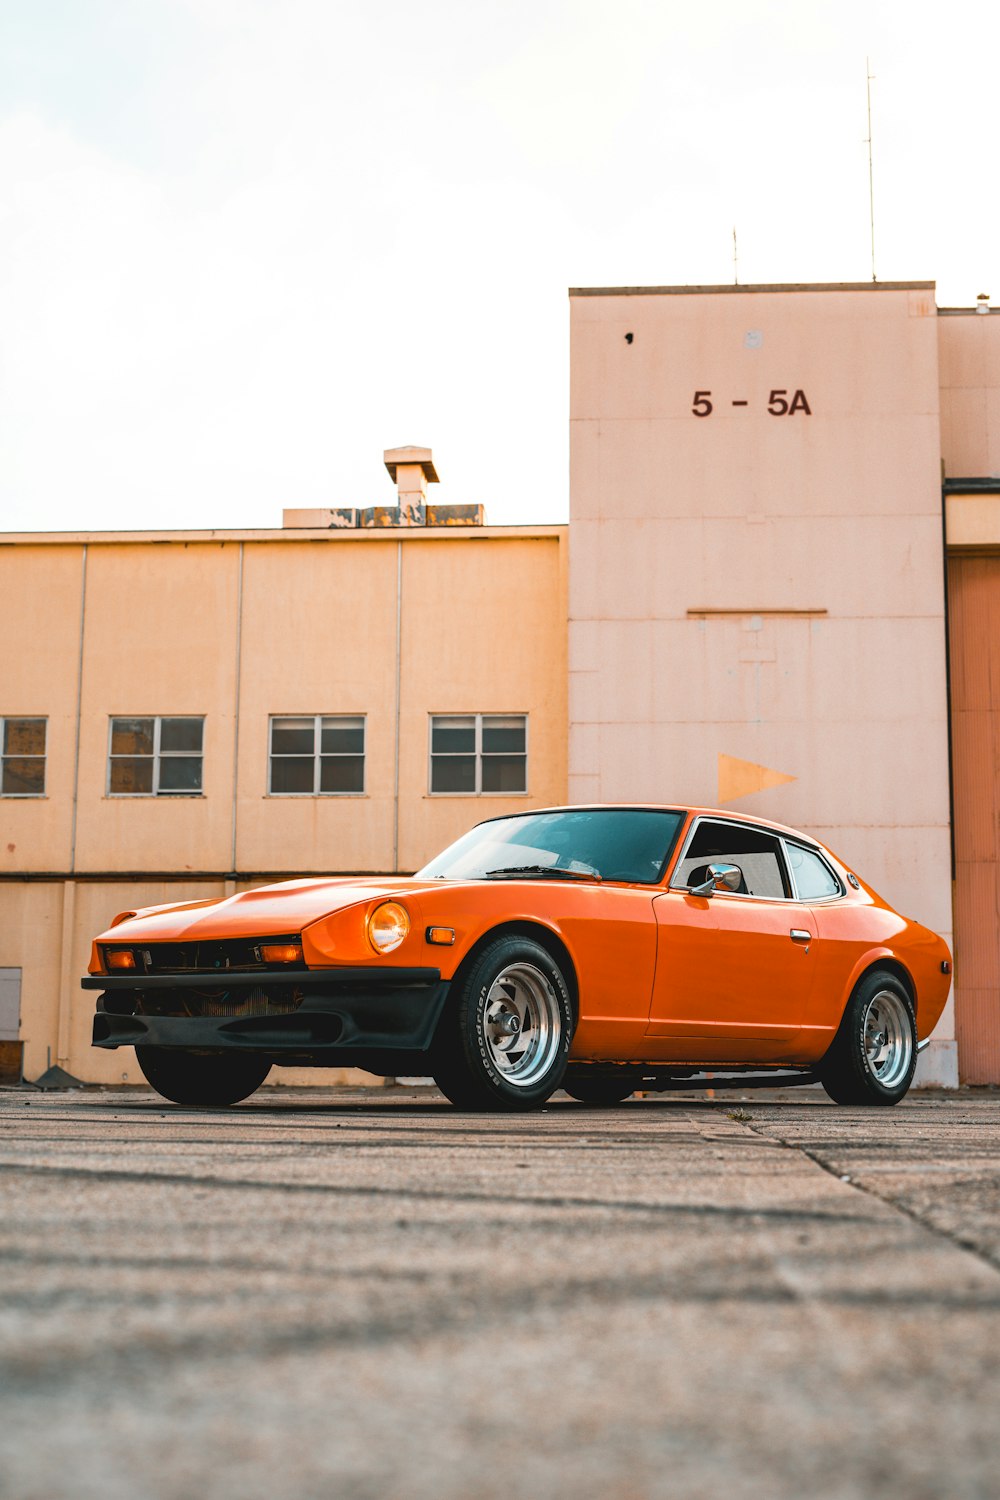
top-left (786, 843), bottom-right (842, 900)
top-left (674, 820), bottom-right (790, 899)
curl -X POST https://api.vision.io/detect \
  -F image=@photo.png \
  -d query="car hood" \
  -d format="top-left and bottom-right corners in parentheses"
top-left (100, 876), bottom-right (447, 944)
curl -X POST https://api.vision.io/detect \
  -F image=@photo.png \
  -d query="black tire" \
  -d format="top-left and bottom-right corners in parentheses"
top-left (818, 969), bottom-right (917, 1106)
top-left (431, 935), bottom-right (574, 1111)
top-left (563, 1071), bottom-right (635, 1106)
top-left (137, 1048), bottom-right (271, 1106)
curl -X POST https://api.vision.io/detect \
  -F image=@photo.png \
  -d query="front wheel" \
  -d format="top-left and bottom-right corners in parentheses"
top-left (137, 1048), bottom-right (271, 1106)
top-left (431, 936), bottom-right (574, 1111)
top-left (818, 970), bottom-right (916, 1106)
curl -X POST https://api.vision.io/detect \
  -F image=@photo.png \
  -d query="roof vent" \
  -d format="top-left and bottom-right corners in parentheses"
top-left (976, 292), bottom-right (990, 314)
top-left (282, 447), bottom-right (486, 529)
top-left (382, 446), bottom-right (439, 524)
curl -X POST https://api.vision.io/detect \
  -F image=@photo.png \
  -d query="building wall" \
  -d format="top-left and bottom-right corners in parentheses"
top-left (568, 283), bottom-right (957, 1085)
top-left (234, 538), bottom-right (398, 874)
top-left (75, 542), bottom-right (242, 874)
top-left (938, 308), bottom-right (1000, 1082)
top-left (0, 527), bottom-right (567, 1083)
top-left (939, 309), bottom-right (1000, 477)
top-left (0, 544), bottom-right (86, 874)
top-left (396, 534), bottom-right (569, 870)
top-left (947, 555), bottom-right (1000, 1083)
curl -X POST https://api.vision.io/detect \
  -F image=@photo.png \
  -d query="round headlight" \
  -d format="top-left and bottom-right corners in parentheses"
top-left (367, 901), bottom-right (409, 954)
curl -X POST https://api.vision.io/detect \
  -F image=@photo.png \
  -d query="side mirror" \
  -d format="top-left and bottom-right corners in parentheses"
top-left (688, 862), bottom-right (742, 897)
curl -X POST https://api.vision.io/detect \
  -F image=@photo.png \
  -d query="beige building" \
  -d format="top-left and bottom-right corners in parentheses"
top-left (0, 450), bottom-right (567, 1084)
top-left (938, 303), bottom-right (1000, 1085)
top-left (3, 287), bottom-right (1000, 1089)
top-left (569, 281), bottom-right (1000, 1088)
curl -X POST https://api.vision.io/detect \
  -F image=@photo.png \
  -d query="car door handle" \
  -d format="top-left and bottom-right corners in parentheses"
top-left (789, 929), bottom-right (812, 942)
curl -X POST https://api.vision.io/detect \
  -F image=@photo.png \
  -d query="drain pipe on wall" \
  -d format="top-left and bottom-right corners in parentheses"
top-left (227, 541), bottom-right (245, 893)
top-left (57, 544), bottom-right (88, 1071)
top-left (67, 544), bottom-right (88, 877)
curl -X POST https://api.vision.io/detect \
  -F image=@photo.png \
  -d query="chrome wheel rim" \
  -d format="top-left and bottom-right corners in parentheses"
top-left (482, 962), bottom-right (562, 1089)
top-left (863, 990), bottom-right (913, 1089)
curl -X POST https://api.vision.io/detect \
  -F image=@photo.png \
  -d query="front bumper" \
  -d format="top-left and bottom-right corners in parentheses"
top-left (84, 966), bottom-right (449, 1069)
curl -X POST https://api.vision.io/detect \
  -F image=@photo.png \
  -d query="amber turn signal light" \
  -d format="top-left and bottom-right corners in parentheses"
top-left (106, 950), bottom-right (136, 971)
top-left (260, 943), bottom-right (303, 964)
top-left (427, 927), bottom-right (455, 946)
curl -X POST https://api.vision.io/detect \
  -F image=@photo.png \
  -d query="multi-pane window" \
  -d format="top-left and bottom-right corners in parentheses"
top-left (269, 716), bottom-right (365, 795)
top-left (429, 714), bottom-right (527, 794)
top-left (108, 717), bottom-right (204, 795)
top-left (0, 718), bottom-right (46, 796)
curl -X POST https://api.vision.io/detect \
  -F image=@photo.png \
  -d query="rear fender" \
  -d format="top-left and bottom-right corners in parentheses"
top-left (835, 948), bottom-right (916, 1027)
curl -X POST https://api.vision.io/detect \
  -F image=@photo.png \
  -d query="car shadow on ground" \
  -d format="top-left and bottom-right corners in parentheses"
top-left (74, 1088), bottom-right (837, 1117)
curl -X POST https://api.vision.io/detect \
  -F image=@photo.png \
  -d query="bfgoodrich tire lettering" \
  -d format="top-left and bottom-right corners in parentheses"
top-left (431, 935), bottom-right (574, 1111)
top-left (818, 969), bottom-right (917, 1106)
top-left (137, 1048), bottom-right (271, 1106)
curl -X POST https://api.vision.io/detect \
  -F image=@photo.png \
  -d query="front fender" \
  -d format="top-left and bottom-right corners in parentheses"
top-left (303, 884), bottom-right (584, 984)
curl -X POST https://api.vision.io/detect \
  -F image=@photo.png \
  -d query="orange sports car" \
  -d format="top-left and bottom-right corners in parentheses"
top-left (84, 805), bottom-right (952, 1110)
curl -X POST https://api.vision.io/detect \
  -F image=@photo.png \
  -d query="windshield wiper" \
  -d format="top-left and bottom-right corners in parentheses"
top-left (484, 864), bottom-right (602, 882)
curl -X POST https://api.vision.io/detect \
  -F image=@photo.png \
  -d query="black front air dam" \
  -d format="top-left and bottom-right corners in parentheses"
top-left (85, 967), bottom-right (449, 1060)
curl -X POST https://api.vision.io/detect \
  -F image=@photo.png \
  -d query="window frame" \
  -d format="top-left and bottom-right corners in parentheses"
top-left (106, 715), bottom-right (206, 798)
top-left (668, 815), bottom-right (794, 901)
top-left (428, 713), bottom-right (529, 797)
top-left (267, 713), bottom-right (366, 797)
top-left (0, 716), bottom-right (47, 798)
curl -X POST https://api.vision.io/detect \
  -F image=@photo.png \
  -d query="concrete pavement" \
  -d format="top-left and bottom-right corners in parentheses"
top-left (1, 1084), bottom-right (999, 1499)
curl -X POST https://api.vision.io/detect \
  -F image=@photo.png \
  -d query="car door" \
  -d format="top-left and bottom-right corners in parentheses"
top-left (560, 883), bottom-right (664, 1060)
top-left (646, 817), bottom-right (817, 1062)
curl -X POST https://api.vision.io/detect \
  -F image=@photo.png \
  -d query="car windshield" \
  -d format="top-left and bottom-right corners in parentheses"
top-left (416, 808), bottom-right (686, 885)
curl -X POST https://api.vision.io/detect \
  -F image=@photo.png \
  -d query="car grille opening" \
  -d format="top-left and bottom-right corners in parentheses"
top-left (131, 985), bottom-right (305, 1019)
top-left (102, 937), bottom-right (302, 975)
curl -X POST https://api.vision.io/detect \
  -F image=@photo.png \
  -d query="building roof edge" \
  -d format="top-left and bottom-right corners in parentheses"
top-left (0, 524), bottom-right (567, 547)
top-left (569, 281), bottom-right (936, 297)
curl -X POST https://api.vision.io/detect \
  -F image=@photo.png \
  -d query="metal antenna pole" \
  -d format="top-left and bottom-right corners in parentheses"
top-left (733, 226), bottom-right (738, 285)
top-left (865, 58), bottom-right (876, 282)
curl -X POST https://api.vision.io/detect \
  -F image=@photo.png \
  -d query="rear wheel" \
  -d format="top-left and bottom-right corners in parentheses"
top-left (818, 970), bottom-right (916, 1105)
top-left (563, 1071), bottom-right (635, 1106)
top-left (431, 936), bottom-right (574, 1111)
top-left (137, 1048), bottom-right (271, 1106)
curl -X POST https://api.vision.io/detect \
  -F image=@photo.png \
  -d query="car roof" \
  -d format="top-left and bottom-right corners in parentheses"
top-left (476, 803), bottom-right (824, 849)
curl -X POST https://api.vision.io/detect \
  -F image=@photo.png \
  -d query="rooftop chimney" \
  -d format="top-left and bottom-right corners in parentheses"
top-left (282, 445), bottom-right (484, 529)
top-left (977, 292), bottom-right (990, 314)
top-left (383, 445), bottom-right (439, 524)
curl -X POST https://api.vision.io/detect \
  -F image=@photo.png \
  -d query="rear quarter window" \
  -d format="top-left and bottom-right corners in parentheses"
top-left (787, 844), bottom-right (842, 900)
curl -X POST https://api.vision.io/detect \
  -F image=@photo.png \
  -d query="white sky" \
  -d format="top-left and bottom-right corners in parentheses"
top-left (1, 0), bottom-right (996, 532)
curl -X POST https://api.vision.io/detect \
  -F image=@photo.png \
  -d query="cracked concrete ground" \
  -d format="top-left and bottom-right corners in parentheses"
top-left (1, 1084), bottom-right (998, 1499)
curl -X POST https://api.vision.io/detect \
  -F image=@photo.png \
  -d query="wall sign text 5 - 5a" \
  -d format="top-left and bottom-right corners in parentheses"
top-left (691, 390), bottom-right (812, 417)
